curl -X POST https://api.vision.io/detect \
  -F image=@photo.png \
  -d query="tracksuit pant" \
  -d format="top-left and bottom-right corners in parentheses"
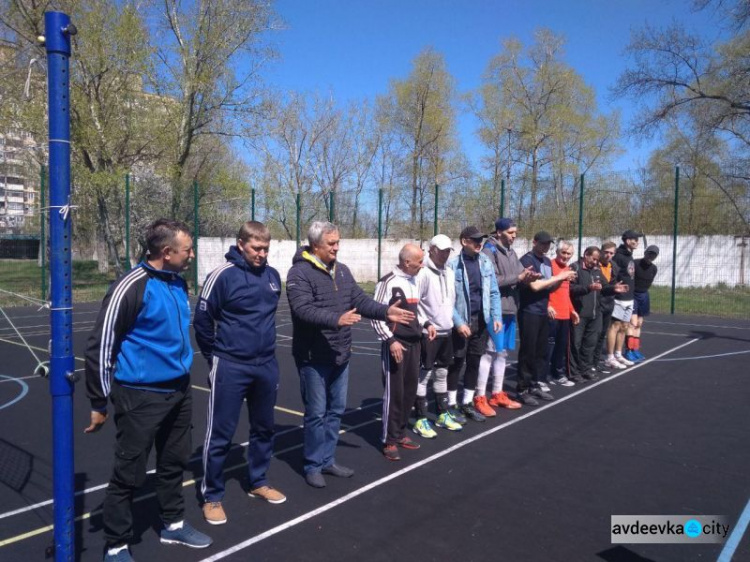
top-left (201, 355), bottom-right (279, 502)
top-left (104, 378), bottom-right (192, 548)
top-left (593, 309), bottom-right (613, 366)
top-left (381, 338), bottom-right (421, 445)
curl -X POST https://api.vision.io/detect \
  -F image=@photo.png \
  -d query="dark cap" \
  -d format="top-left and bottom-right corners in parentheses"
top-left (460, 225), bottom-right (487, 241)
top-left (645, 245), bottom-right (659, 256)
top-left (622, 229), bottom-right (642, 240)
top-left (494, 217), bottom-right (516, 232)
top-left (533, 231), bottom-right (553, 244)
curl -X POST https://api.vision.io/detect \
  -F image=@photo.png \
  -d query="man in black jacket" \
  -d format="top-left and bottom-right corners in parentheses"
top-left (604, 230), bottom-right (640, 370)
top-left (570, 246), bottom-right (626, 381)
top-left (286, 222), bottom-right (414, 488)
top-left (624, 245), bottom-right (659, 362)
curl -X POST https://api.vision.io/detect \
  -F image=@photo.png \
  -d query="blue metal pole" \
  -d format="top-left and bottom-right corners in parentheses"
top-left (45, 11), bottom-right (76, 562)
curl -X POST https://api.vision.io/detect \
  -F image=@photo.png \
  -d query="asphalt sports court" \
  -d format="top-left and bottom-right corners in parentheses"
top-left (0, 296), bottom-right (748, 562)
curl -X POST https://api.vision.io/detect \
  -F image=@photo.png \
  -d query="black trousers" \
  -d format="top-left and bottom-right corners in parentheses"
top-left (382, 339), bottom-right (421, 445)
top-left (104, 380), bottom-right (192, 548)
top-left (593, 309), bottom-right (613, 365)
top-left (547, 318), bottom-right (571, 379)
top-left (517, 311), bottom-right (549, 392)
top-left (447, 314), bottom-right (487, 397)
top-left (571, 315), bottom-right (603, 376)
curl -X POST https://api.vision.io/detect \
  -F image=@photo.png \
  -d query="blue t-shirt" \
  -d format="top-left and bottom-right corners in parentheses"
top-left (519, 252), bottom-right (553, 316)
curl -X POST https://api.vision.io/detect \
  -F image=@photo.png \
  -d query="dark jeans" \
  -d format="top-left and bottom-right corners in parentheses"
top-left (593, 309), bottom-right (613, 365)
top-left (201, 355), bottom-right (278, 501)
top-left (104, 379), bottom-right (192, 548)
top-left (547, 318), bottom-right (571, 379)
top-left (571, 315), bottom-right (603, 376)
top-left (447, 314), bottom-right (487, 396)
top-left (517, 311), bottom-right (549, 392)
top-left (382, 339), bottom-right (421, 445)
top-left (298, 362), bottom-right (349, 474)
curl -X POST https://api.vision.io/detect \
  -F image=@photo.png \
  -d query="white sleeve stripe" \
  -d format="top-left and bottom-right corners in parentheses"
top-left (99, 267), bottom-right (147, 396)
top-left (200, 263), bottom-right (233, 300)
top-left (372, 276), bottom-right (395, 340)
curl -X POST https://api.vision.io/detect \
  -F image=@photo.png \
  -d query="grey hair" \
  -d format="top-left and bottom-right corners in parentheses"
top-left (307, 221), bottom-right (339, 247)
top-left (556, 239), bottom-right (573, 252)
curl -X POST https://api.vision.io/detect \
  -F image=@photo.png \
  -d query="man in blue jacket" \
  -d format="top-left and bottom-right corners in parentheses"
top-left (194, 221), bottom-right (285, 526)
top-left (287, 222), bottom-right (414, 488)
top-left (85, 219), bottom-right (212, 562)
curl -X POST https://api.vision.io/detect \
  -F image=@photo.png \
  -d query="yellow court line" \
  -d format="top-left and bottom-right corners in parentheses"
top-left (0, 416), bottom-right (380, 548)
top-left (191, 385), bottom-right (305, 417)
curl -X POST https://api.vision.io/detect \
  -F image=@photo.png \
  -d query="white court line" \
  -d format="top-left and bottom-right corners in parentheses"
top-left (718, 496), bottom-right (750, 562)
top-left (655, 349), bottom-right (750, 362)
top-left (0, 399), bottom-right (384, 522)
top-left (200, 337), bottom-right (701, 561)
top-left (648, 320), bottom-right (750, 331)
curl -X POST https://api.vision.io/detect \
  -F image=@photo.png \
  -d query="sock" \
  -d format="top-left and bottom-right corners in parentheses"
top-left (463, 389), bottom-right (475, 404)
top-left (607, 354), bottom-right (615, 361)
top-left (626, 336), bottom-right (636, 351)
top-left (435, 392), bottom-right (449, 413)
top-left (415, 397), bottom-right (429, 419)
top-left (491, 351), bottom-right (507, 394)
top-left (166, 520), bottom-right (184, 531)
top-left (476, 353), bottom-right (492, 397)
top-left (448, 390), bottom-right (457, 407)
top-left (634, 337), bottom-right (641, 350)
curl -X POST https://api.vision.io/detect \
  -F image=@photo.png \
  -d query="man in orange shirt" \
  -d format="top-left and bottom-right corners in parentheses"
top-left (546, 240), bottom-right (580, 387)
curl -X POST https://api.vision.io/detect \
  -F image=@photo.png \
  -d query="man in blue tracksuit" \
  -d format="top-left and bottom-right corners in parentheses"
top-left (194, 221), bottom-right (285, 525)
top-left (85, 219), bottom-right (212, 562)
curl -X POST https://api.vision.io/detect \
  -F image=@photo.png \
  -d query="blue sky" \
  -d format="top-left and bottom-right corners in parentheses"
top-left (261, 0), bottom-right (722, 171)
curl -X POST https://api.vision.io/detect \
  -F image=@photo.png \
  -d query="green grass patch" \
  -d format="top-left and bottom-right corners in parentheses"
top-left (648, 285), bottom-right (750, 319)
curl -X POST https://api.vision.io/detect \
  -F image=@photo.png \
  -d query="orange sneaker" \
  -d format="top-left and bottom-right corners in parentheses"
top-left (473, 395), bottom-right (497, 417)
top-left (489, 391), bottom-right (522, 410)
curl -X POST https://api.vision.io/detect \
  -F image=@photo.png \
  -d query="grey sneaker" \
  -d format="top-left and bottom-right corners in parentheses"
top-left (305, 472), bottom-right (326, 488)
top-left (516, 390), bottom-right (539, 406)
top-left (531, 385), bottom-right (555, 401)
top-left (550, 376), bottom-right (575, 387)
top-left (322, 463), bottom-right (354, 478)
top-left (538, 380), bottom-right (551, 392)
top-left (159, 521), bottom-right (212, 549)
top-left (460, 403), bottom-right (486, 422)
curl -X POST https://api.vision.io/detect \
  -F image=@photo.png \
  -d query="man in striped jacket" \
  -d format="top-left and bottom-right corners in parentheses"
top-left (85, 219), bottom-right (212, 562)
top-left (372, 243), bottom-right (433, 461)
top-left (193, 221), bottom-right (285, 526)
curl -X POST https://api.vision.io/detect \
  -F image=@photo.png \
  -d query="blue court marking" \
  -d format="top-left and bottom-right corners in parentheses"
top-left (0, 374), bottom-right (30, 411)
top-left (718, 497), bottom-right (750, 562)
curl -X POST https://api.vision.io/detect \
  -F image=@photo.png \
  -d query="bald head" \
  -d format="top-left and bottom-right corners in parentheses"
top-left (398, 243), bottom-right (424, 277)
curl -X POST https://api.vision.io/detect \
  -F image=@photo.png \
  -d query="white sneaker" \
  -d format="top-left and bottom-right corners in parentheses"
top-left (604, 357), bottom-right (626, 370)
top-left (538, 381), bottom-right (551, 392)
top-left (551, 376), bottom-right (575, 387)
top-left (615, 354), bottom-right (635, 366)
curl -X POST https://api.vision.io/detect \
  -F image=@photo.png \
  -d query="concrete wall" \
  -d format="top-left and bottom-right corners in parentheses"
top-left (198, 235), bottom-right (750, 288)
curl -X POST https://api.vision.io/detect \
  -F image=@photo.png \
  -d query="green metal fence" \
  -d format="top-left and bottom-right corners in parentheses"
top-left (1, 166), bottom-right (748, 318)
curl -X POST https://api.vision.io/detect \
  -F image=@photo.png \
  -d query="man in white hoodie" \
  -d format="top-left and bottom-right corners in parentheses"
top-left (413, 235), bottom-right (463, 438)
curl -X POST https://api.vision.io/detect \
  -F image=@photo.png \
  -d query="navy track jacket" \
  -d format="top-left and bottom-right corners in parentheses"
top-left (193, 245), bottom-right (281, 366)
top-left (85, 262), bottom-right (193, 411)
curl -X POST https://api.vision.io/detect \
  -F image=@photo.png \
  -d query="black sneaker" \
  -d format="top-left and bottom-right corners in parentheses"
top-left (531, 385), bottom-right (554, 401)
top-left (569, 374), bottom-right (585, 384)
top-left (583, 368), bottom-right (600, 382)
top-left (515, 390), bottom-right (539, 406)
top-left (460, 403), bottom-right (486, 422)
top-left (597, 362), bottom-right (611, 374)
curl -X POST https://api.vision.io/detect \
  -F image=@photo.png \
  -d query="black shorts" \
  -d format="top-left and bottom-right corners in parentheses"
top-left (421, 333), bottom-right (454, 370)
top-left (633, 291), bottom-right (651, 317)
top-left (452, 314), bottom-right (489, 359)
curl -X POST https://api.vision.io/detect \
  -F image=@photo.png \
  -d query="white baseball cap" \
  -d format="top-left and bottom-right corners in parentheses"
top-left (429, 234), bottom-right (453, 251)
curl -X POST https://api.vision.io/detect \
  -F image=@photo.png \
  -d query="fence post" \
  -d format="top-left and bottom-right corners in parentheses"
top-left (578, 173), bottom-right (584, 257)
top-left (378, 187), bottom-right (383, 280)
top-left (251, 187), bottom-right (256, 221)
top-left (193, 180), bottom-right (199, 295)
top-left (40, 164), bottom-right (46, 301)
top-left (671, 166), bottom-right (679, 315)
top-left (329, 190), bottom-right (335, 223)
top-left (500, 178), bottom-right (506, 218)
top-left (433, 183), bottom-right (439, 236)
top-left (296, 192), bottom-right (301, 247)
top-left (125, 173), bottom-right (130, 270)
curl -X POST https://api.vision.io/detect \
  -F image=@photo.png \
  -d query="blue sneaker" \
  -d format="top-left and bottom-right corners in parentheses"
top-left (633, 350), bottom-right (646, 362)
top-left (103, 547), bottom-right (134, 562)
top-left (160, 521), bottom-right (212, 549)
top-left (623, 350), bottom-right (637, 362)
